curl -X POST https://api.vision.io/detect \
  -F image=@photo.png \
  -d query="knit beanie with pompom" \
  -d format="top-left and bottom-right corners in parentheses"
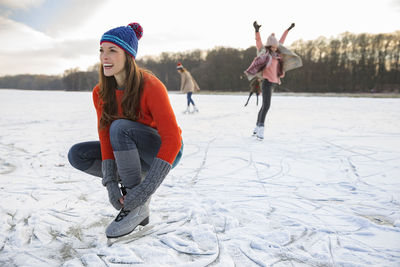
top-left (266, 33), bottom-right (279, 47)
top-left (100, 22), bottom-right (143, 59)
top-left (176, 62), bottom-right (183, 69)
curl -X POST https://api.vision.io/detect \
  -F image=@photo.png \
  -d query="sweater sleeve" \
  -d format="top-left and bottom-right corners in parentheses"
top-left (143, 76), bottom-right (181, 164)
top-left (279, 29), bottom-right (289, 44)
top-left (255, 31), bottom-right (263, 52)
top-left (180, 72), bottom-right (188, 92)
top-left (191, 74), bottom-right (200, 91)
top-left (92, 85), bottom-right (115, 161)
top-left (179, 73), bottom-right (185, 92)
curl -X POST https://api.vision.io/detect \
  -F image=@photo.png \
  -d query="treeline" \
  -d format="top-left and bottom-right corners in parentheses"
top-left (285, 31), bottom-right (400, 92)
top-left (0, 66), bottom-right (98, 91)
top-left (0, 31), bottom-right (399, 93)
top-left (136, 47), bottom-right (256, 92)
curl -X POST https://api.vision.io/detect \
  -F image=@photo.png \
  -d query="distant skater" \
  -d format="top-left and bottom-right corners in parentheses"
top-left (244, 77), bottom-right (262, 106)
top-left (68, 22), bottom-right (183, 238)
top-left (245, 21), bottom-right (302, 140)
top-left (177, 62), bottom-right (200, 114)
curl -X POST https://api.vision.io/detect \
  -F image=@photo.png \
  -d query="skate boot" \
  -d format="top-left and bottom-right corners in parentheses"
top-left (193, 105), bottom-right (199, 113)
top-left (256, 126), bottom-right (264, 140)
top-left (106, 199), bottom-right (150, 238)
top-left (183, 106), bottom-right (190, 114)
top-left (252, 126), bottom-right (259, 136)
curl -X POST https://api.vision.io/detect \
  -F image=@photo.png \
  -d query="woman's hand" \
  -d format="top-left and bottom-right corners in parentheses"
top-left (253, 21), bottom-right (261, 32)
top-left (288, 23), bottom-right (295, 31)
top-left (105, 182), bottom-right (123, 210)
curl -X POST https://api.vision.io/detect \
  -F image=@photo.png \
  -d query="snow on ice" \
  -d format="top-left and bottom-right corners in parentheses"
top-left (0, 89), bottom-right (399, 266)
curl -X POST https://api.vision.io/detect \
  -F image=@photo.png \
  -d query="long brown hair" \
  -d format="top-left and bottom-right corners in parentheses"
top-left (98, 53), bottom-right (144, 128)
top-left (265, 46), bottom-right (281, 54)
top-left (178, 67), bottom-right (187, 73)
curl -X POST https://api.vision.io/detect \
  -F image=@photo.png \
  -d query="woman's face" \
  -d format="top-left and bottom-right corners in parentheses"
top-left (270, 46), bottom-right (278, 52)
top-left (100, 42), bottom-right (126, 78)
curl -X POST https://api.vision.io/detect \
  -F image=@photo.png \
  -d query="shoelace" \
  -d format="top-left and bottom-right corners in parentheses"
top-left (115, 208), bottom-right (131, 222)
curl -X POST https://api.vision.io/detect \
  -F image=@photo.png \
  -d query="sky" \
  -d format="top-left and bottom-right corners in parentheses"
top-left (0, 0), bottom-right (399, 76)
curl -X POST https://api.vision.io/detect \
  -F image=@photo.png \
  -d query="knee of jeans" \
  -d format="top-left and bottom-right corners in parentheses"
top-left (68, 144), bottom-right (81, 170)
top-left (110, 119), bottom-right (137, 151)
top-left (110, 119), bottom-right (127, 141)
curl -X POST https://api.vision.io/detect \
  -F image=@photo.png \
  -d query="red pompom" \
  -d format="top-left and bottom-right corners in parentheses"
top-left (128, 22), bottom-right (143, 40)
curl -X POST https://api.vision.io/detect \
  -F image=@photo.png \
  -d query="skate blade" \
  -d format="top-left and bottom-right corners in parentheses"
top-left (107, 224), bottom-right (155, 246)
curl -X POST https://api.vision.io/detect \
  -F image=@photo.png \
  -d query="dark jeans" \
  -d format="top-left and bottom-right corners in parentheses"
top-left (68, 120), bottom-right (182, 186)
top-left (256, 80), bottom-right (277, 126)
top-left (187, 92), bottom-right (195, 106)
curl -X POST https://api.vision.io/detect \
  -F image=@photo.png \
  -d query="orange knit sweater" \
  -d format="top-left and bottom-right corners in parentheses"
top-left (93, 72), bottom-right (182, 165)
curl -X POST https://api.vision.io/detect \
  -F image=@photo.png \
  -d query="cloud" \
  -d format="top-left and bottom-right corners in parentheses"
top-left (0, 15), bottom-right (99, 75)
top-left (39, 0), bottom-right (108, 37)
top-left (0, 0), bottom-right (108, 38)
top-left (0, 0), bottom-right (45, 10)
top-left (0, 0), bottom-right (108, 75)
top-left (0, 16), bottom-right (54, 52)
top-left (391, 0), bottom-right (400, 11)
top-left (0, 39), bottom-right (99, 75)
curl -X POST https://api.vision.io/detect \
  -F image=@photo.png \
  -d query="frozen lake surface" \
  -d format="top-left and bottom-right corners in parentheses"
top-left (0, 89), bottom-right (399, 266)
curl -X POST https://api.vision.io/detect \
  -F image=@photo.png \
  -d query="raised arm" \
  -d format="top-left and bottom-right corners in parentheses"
top-left (279, 23), bottom-right (295, 44)
top-left (253, 21), bottom-right (263, 51)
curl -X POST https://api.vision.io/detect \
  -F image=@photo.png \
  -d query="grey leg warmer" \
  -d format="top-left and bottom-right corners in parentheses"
top-left (124, 158), bottom-right (171, 211)
top-left (113, 150), bottom-right (142, 189)
top-left (82, 159), bottom-right (102, 177)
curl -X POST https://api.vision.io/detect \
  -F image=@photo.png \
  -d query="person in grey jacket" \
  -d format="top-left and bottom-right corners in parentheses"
top-left (177, 62), bottom-right (200, 113)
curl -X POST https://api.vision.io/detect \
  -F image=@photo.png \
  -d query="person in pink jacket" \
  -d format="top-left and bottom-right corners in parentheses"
top-left (252, 21), bottom-right (295, 140)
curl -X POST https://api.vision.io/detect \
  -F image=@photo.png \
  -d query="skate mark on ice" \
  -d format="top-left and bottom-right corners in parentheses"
top-left (0, 158), bottom-right (16, 174)
top-left (159, 224), bottom-right (221, 266)
top-left (191, 138), bottom-right (216, 185)
top-left (238, 245), bottom-right (267, 267)
top-left (321, 138), bottom-right (383, 163)
top-left (281, 228), bottom-right (310, 247)
top-left (358, 214), bottom-right (395, 226)
top-left (346, 157), bottom-right (361, 179)
top-left (48, 208), bottom-right (80, 218)
top-left (338, 182), bottom-right (356, 191)
top-left (241, 231), bottom-right (335, 267)
top-left (176, 151), bottom-right (223, 266)
top-left (328, 236), bottom-right (337, 266)
top-left (181, 143), bottom-right (201, 158)
top-left (203, 155), bottom-right (254, 176)
top-left (0, 142), bottom-right (29, 154)
top-left (254, 161), bottom-right (270, 168)
top-left (256, 157), bottom-right (290, 181)
top-left (0, 120), bottom-right (47, 128)
top-left (59, 243), bottom-right (79, 262)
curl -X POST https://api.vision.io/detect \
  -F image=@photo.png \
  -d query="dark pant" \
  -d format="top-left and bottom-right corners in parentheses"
top-left (256, 80), bottom-right (277, 126)
top-left (68, 141), bottom-right (103, 178)
top-left (187, 92), bottom-right (195, 106)
top-left (68, 120), bottom-right (182, 188)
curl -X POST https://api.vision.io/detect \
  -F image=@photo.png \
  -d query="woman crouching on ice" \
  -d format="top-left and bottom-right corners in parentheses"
top-left (68, 22), bottom-right (183, 238)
